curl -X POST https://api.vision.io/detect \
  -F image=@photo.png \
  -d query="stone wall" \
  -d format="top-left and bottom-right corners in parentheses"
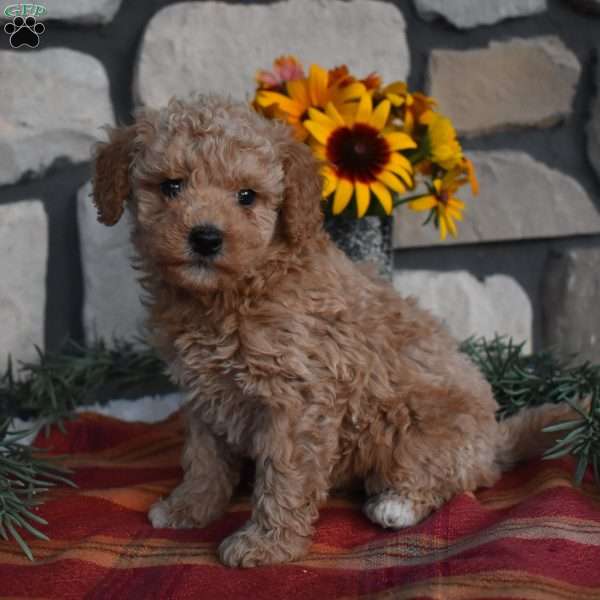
top-left (1, 0), bottom-right (599, 368)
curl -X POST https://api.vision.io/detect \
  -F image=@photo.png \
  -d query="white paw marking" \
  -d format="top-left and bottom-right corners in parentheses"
top-left (148, 500), bottom-right (171, 528)
top-left (364, 496), bottom-right (419, 529)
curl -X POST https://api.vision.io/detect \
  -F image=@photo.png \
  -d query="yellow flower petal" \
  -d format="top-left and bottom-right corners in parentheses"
top-left (307, 107), bottom-right (337, 130)
top-left (464, 158), bottom-right (479, 195)
top-left (321, 166), bottom-right (338, 198)
top-left (446, 206), bottom-right (463, 221)
top-left (256, 91), bottom-right (304, 117)
top-left (332, 178), bottom-right (353, 214)
top-left (383, 81), bottom-right (407, 96)
top-left (304, 120), bottom-right (334, 145)
top-left (404, 110), bottom-right (415, 134)
top-left (355, 93), bottom-right (373, 125)
top-left (334, 82), bottom-right (366, 103)
top-left (386, 92), bottom-right (404, 107)
top-left (376, 170), bottom-right (406, 194)
top-left (337, 102), bottom-right (357, 124)
top-left (325, 102), bottom-right (345, 126)
top-left (447, 197), bottom-right (465, 210)
top-left (385, 164), bottom-right (412, 187)
top-left (439, 211), bottom-right (448, 240)
top-left (309, 64), bottom-right (329, 106)
top-left (286, 79), bottom-right (309, 107)
top-left (310, 142), bottom-right (326, 161)
top-left (370, 99), bottom-right (391, 131)
top-left (409, 195), bottom-right (437, 212)
top-left (444, 213), bottom-right (458, 238)
top-left (384, 132), bottom-right (417, 151)
top-left (389, 152), bottom-right (413, 172)
top-left (370, 181), bottom-right (392, 214)
top-left (355, 181), bottom-right (370, 217)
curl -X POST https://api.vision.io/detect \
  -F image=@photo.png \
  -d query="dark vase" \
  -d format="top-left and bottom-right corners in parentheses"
top-left (323, 213), bottom-right (393, 279)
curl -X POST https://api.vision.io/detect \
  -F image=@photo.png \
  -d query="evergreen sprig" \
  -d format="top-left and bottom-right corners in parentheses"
top-left (0, 338), bottom-right (171, 560)
top-left (461, 336), bottom-right (600, 485)
top-left (1, 338), bottom-right (171, 424)
top-left (0, 419), bottom-right (75, 560)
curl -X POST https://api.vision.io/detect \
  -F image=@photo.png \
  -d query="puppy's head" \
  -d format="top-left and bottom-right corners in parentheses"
top-left (93, 95), bottom-right (323, 292)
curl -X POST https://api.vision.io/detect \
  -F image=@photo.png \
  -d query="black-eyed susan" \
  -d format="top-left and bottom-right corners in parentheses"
top-left (255, 63), bottom-right (365, 140)
top-left (304, 94), bottom-right (417, 217)
top-left (424, 113), bottom-right (463, 170)
top-left (408, 169), bottom-right (469, 240)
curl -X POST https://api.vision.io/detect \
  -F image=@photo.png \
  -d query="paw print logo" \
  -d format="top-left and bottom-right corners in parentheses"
top-left (4, 16), bottom-right (45, 49)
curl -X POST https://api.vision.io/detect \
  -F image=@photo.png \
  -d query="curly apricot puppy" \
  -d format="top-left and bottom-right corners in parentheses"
top-left (93, 95), bottom-right (573, 567)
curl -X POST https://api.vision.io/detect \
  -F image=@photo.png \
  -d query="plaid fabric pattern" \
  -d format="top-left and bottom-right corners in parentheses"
top-left (1, 411), bottom-right (599, 599)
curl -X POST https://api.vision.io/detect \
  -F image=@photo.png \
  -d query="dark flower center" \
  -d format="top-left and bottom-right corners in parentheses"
top-left (326, 124), bottom-right (390, 183)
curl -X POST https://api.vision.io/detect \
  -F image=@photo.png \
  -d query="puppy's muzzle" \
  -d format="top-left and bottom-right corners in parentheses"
top-left (188, 224), bottom-right (223, 257)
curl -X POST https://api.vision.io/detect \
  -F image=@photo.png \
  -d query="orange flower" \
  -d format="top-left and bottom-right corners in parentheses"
top-left (380, 82), bottom-right (436, 133)
top-left (255, 55), bottom-right (304, 91)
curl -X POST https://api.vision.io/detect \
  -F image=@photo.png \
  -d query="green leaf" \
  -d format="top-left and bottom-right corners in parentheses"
top-left (5, 519), bottom-right (34, 561)
top-left (8, 513), bottom-right (49, 541)
top-left (544, 445), bottom-right (575, 461)
top-left (574, 453), bottom-right (589, 486)
top-left (542, 419), bottom-right (585, 433)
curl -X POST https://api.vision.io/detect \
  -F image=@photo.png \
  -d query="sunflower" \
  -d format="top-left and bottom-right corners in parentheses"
top-left (304, 95), bottom-right (417, 217)
top-left (424, 113), bottom-right (463, 170)
top-left (255, 63), bottom-right (365, 140)
top-left (408, 170), bottom-right (467, 240)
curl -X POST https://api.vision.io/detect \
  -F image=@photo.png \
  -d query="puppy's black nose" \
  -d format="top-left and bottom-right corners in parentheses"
top-left (188, 225), bottom-right (223, 257)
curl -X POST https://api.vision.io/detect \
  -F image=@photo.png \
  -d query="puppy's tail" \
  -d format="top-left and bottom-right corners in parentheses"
top-left (495, 400), bottom-right (590, 470)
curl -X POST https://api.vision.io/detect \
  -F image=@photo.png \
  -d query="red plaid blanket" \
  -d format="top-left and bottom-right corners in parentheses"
top-left (1, 411), bottom-right (599, 599)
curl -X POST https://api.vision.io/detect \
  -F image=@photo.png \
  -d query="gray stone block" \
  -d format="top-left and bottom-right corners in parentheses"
top-left (77, 182), bottom-right (146, 345)
top-left (413, 0), bottom-right (547, 28)
top-left (394, 270), bottom-right (533, 351)
top-left (394, 151), bottom-right (600, 248)
top-left (135, 0), bottom-right (410, 107)
top-left (0, 48), bottom-right (114, 186)
top-left (542, 248), bottom-right (600, 364)
top-left (427, 37), bottom-right (580, 137)
top-left (0, 200), bottom-right (47, 369)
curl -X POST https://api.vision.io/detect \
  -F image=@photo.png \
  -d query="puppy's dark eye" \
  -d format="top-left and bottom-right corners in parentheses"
top-left (160, 179), bottom-right (183, 199)
top-left (237, 189), bottom-right (256, 206)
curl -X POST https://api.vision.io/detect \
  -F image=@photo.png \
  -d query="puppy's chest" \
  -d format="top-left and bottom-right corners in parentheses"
top-left (168, 328), bottom-right (260, 448)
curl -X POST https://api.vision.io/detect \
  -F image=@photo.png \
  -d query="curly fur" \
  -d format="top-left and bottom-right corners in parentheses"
top-left (92, 95), bottom-right (576, 568)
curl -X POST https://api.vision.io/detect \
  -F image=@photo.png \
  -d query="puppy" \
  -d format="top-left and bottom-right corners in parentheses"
top-left (93, 95), bottom-right (573, 567)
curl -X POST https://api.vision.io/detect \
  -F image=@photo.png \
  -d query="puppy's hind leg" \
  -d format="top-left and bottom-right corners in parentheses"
top-left (149, 420), bottom-right (240, 529)
top-left (364, 490), bottom-right (428, 529)
top-left (363, 386), bottom-right (501, 530)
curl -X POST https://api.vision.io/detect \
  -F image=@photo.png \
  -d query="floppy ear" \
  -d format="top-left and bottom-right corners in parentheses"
top-left (278, 130), bottom-right (324, 247)
top-left (93, 125), bottom-right (135, 226)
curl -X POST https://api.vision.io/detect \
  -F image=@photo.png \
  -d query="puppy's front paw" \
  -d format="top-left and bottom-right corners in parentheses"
top-left (218, 522), bottom-right (310, 568)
